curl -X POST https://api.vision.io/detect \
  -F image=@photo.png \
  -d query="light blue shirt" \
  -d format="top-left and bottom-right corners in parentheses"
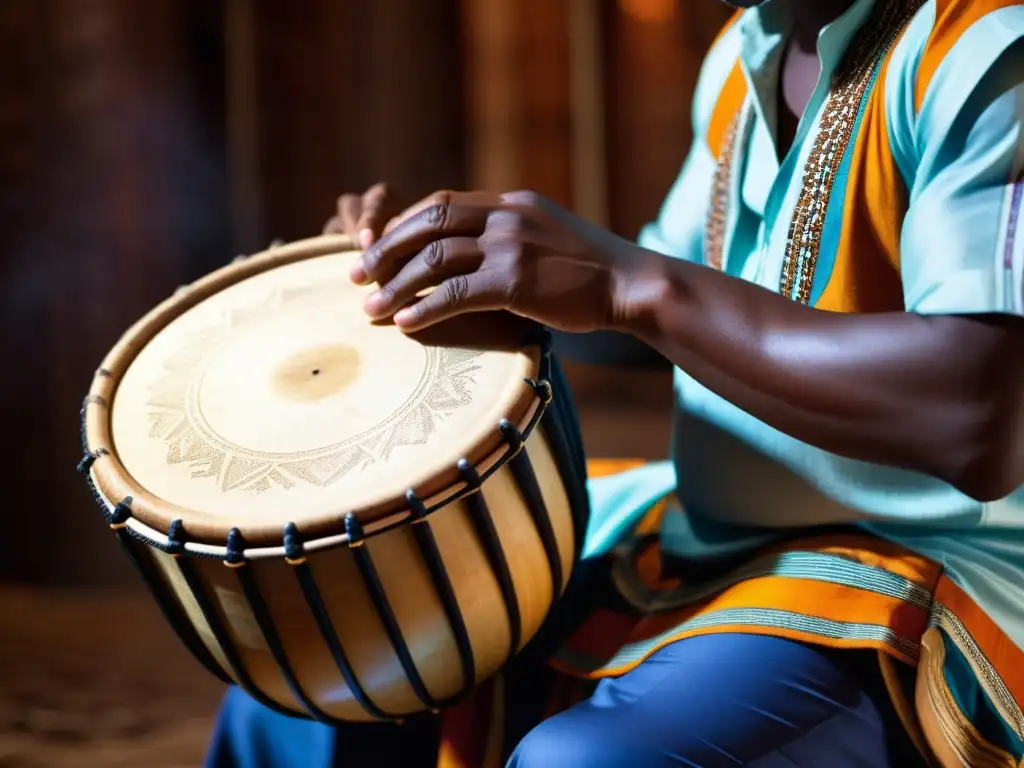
top-left (586, 0), bottom-right (1024, 651)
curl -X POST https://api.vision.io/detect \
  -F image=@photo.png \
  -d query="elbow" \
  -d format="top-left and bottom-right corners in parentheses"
top-left (947, 401), bottom-right (1024, 503)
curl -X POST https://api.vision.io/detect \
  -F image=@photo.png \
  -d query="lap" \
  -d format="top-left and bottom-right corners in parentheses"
top-left (510, 633), bottom-right (923, 768)
top-left (206, 634), bottom-right (924, 768)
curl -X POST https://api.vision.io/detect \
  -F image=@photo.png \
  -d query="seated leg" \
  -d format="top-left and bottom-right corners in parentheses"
top-left (204, 687), bottom-right (336, 768)
top-left (509, 633), bottom-right (926, 768)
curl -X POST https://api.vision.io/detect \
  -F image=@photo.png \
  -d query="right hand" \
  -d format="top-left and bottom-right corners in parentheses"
top-left (323, 182), bottom-right (405, 250)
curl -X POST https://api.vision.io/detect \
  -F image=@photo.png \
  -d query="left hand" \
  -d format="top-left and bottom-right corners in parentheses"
top-left (349, 190), bottom-right (643, 333)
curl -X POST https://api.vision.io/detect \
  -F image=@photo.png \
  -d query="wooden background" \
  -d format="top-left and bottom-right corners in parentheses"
top-left (0, 1), bottom-right (732, 764)
top-left (1, 0), bottom-right (729, 589)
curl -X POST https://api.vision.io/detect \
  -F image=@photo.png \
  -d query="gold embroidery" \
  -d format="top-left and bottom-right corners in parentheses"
top-left (781, 0), bottom-right (924, 303)
top-left (704, 105), bottom-right (752, 272)
top-left (932, 604), bottom-right (1024, 741)
top-left (918, 627), bottom-right (1019, 768)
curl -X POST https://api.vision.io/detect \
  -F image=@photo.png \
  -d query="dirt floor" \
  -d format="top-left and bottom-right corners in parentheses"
top-left (0, 586), bottom-right (223, 768)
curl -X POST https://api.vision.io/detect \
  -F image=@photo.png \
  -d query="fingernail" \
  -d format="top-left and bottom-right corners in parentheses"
top-left (393, 308), bottom-right (414, 327)
top-left (358, 228), bottom-right (374, 250)
top-left (349, 260), bottom-right (367, 284)
top-left (364, 291), bottom-right (384, 315)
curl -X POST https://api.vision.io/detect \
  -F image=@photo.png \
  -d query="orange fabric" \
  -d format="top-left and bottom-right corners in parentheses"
top-left (707, 61), bottom-right (749, 160)
top-left (815, 23), bottom-right (908, 313)
top-left (613, 572), bottom-right (929, 671)
top-left (934, 577), bottom-right (1024, 707)
top-left (586, 458), bottom-right (647, 478)
top-left (915, 0), bottom-right (1022, 112)
top-left (633, 537), bottom-right (683, 591)
top-left (554, 535), bottom-right (934, 680)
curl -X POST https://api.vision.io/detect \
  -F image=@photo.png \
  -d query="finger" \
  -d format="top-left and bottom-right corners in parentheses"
top-left (323, 194), bottom-right (362, 237)
top-left (387, 190), bottom-right (501, 234)
top-left (351, 190), bottom-right (496, 284)
top-left (355, 182), bottom-right (398, 248)
top-left (393, 271), bottom-right (509, 332)
top-left (355, 196), bottom-right (493, 286)
top-left (323, 215), bottom-right (345, 234)
top-left (364, 237), bottom-right (482, 319)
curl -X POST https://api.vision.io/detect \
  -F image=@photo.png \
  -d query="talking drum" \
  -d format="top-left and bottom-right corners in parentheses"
top-left (78, 234), bottom-right (589, 723)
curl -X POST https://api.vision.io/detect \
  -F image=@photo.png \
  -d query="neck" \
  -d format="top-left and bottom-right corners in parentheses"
top-left (790, 0), bottom-right (856, 48)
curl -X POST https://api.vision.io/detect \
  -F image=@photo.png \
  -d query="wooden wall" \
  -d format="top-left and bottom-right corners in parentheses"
top-left (0, 0), bottom-right (727, 585)
top-left (461, 0), bottom-right (731, 236)
top-left (0, 0), bottom-right (464, 585)
top-left (0, 0), bottom-right (230, 584)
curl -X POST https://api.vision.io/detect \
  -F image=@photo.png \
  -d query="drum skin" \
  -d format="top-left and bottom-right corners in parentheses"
top-left (78, 235), bottom-right (590, 723)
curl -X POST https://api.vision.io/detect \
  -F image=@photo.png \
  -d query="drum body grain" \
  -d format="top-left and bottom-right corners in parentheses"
top-left (79, 235), bottom-right (589, 723)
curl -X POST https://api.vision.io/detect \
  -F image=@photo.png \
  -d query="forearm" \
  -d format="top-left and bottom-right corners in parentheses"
top-left (613, 247), bottom-right (1024, 500)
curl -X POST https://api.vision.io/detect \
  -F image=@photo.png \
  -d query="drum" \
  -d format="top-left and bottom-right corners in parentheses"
top-left (78, 234), bottom-right (589, 723)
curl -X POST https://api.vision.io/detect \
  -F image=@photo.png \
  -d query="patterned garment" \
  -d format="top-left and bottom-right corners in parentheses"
top-left (527, 2), bottom-right (1024, 766)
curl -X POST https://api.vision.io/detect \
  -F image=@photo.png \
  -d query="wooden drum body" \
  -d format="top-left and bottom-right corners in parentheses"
top-left (78, 235), bottom-right (589, 723)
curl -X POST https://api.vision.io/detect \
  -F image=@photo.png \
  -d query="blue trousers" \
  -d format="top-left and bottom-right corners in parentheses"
top-left (205, 633), bottom-right (925, 767)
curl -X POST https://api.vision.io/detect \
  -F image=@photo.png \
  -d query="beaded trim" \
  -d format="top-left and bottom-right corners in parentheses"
top-left (704, 104), bottom-right (753, 272)
top-left (780, 0), bottom-right (925, 303)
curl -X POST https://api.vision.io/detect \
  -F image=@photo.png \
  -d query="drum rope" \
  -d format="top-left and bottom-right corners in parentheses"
top-left (166, 520), bottom-right (307, 720)
top-left (458, 459), bottom-right (524, 660)
top-left (225, 528), bottom-right (359, 726)
top-left (282, 523), bottom-right (401, 722)
top-left (78, 401), bottom-right (234, 686)
top-left (407, 490), bottom-right (478, 700)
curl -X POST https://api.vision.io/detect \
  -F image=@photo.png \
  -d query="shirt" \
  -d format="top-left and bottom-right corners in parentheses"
top-left (584, 0), bottom-right (1024, 652)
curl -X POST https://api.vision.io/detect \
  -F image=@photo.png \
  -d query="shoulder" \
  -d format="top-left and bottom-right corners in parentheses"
top-left (910, 0), bottom-right (1024, 111)
top-left (691, 11), bottom-right (746, 138)
top-left (691, 11), bottom-right (754, 159)
top-left (885, 1), bottom-right (1024, 176)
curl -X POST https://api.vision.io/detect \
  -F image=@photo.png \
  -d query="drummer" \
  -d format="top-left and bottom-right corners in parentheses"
top-left (207, 0), bottom-right (1024, 765)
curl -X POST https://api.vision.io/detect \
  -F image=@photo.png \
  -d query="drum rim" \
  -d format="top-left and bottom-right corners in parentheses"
top-left (80, 234), bottom-right (550, 552)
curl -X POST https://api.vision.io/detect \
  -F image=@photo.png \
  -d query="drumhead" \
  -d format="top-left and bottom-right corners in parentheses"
top-left (85, 236), bottom-right (541, 546)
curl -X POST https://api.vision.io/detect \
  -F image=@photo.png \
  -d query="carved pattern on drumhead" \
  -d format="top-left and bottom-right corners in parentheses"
top-left (143, 282), bottom-right (484, 495)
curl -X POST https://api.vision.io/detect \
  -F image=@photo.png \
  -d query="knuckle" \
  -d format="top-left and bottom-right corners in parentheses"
top-left (444, 275), bottom-right (470, 305)
top-left (422, 239), bottom-right (445, 269)
top-left (426, 202), bottom-right (450, 228)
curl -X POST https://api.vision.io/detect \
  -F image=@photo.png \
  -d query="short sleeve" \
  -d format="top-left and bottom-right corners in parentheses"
top-left (637, 20), bottom-right (743, 263)
top-left (900, 23), bottom-right (1024, 317)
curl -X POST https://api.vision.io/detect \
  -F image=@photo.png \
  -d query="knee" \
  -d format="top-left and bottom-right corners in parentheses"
top-left (508, 712), bottom-right (637, 768)
top-left (205, 687), bottom-right (334, 768)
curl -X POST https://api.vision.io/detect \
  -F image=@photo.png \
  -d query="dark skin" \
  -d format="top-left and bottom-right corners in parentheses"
top-left (324, 0), bottom-right (1024, 503)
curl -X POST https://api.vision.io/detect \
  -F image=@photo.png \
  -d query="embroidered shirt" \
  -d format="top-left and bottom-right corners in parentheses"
top-left (585, 0), bottom-right (1024, 652)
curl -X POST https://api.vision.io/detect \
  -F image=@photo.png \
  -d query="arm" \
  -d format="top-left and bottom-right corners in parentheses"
top-left (617, 48), bottom-right (1024, 501)
top-left (615, 254), bottom-right (1024, 501)
top-left (353, 30), bottom-right (1024, 502)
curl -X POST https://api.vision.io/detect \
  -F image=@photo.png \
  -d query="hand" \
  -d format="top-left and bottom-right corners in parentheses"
top-left (350, 190), bottom-right (650, 333)
top-left (323, 182), bottom-right (405, 249)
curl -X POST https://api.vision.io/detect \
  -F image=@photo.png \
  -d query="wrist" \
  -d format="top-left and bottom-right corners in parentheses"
top-left (607, 245), bottom-right (679, 340)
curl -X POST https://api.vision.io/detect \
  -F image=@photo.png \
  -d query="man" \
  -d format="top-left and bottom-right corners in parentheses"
top-left (207, 0), bottom-right (1024, 765)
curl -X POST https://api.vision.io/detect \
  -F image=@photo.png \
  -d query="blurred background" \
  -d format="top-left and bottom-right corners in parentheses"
top-left (0, 0), bottom-right (728, 764)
